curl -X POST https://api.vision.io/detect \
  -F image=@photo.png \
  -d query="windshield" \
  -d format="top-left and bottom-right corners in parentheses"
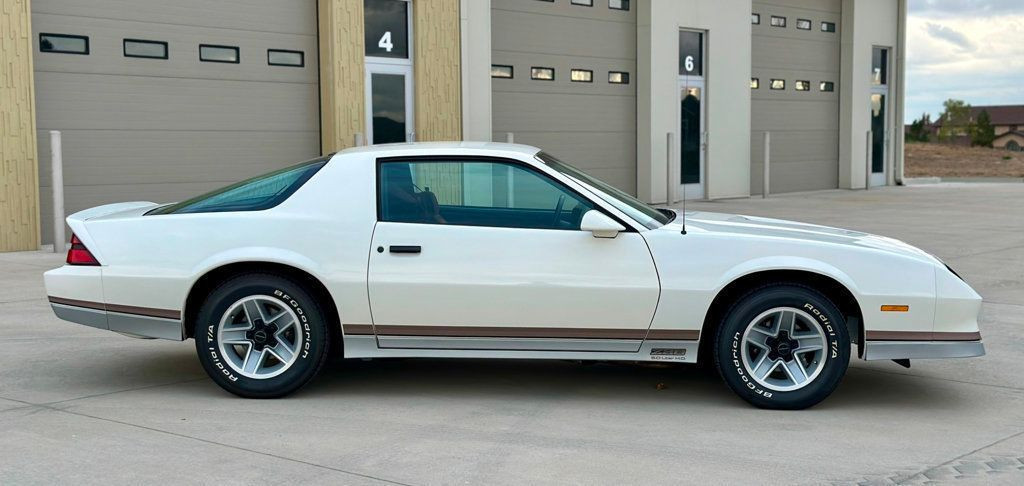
top-left (148, 156), bottom-right (329, 215)
top-left (537, 152), bottom-right (673, 229)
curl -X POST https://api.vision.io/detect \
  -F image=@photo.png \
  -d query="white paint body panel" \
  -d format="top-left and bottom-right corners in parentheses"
top-left (368, 222), bottom-right (659, 336)
top-left (41, 142), bottom-right (982, 361)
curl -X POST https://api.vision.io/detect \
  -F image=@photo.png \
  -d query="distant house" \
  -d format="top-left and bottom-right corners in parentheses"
top-left (932, 105), bottom-right (1024, 150)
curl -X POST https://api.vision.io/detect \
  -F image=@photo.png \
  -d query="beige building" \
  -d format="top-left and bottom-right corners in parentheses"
top-left (1, 0), bottom-right (906, 251)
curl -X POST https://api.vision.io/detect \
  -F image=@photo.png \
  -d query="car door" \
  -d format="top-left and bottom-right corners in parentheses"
top-left (366, 156), bottom-right (661, 352)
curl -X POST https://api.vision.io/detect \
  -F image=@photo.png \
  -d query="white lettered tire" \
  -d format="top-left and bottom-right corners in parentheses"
top-left (713, 283), bottom-right (850, 409)
top-left (195, 273), bottom-right (329, 398)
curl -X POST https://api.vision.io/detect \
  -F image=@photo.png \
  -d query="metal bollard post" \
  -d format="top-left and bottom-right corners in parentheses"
top-left (506, 132), bottom-right (514, 144)
top-left (666, 132), bottom-right (675, 204)
top-left (865, 130), bottom-right (873, 190)
top-left (762, 132), bottom-right (770, 198)
top-left (354, 132), bottom-right (365, 147)
top-left (50, 131), bottom-right (65, 253)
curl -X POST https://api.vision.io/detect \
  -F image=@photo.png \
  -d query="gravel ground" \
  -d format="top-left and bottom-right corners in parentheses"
top-left (906, 143), bottom-right (1024, 178)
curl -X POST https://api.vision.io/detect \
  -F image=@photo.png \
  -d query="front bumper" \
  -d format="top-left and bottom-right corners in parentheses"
top-left (863, 340), bottom-right (985, 360)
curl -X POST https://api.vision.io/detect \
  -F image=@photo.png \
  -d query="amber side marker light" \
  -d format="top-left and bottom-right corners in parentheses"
top-left (881, 305), bottom-right (910, 312)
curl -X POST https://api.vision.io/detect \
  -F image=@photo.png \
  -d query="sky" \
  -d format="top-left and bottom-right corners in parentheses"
top-left (906, 0), bottom-right (1024, 122)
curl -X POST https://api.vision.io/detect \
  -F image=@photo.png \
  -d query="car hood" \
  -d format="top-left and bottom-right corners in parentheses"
top-left (661, 210), bottom-right (940, 265)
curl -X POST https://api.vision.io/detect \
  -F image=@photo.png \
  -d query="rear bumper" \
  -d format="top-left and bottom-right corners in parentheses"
top-left (49, 299), bottom-right (184, 340)
top-left (863, 340), bottom-right (985, 360)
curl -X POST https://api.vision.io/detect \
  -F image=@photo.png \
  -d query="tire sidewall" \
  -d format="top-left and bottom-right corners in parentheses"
top-left (195, 275), bottom-right (327, 398)
top-left (716, 285), bottom-right (850, 409)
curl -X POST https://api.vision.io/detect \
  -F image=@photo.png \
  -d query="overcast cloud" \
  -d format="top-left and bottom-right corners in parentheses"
top-left (906, 0), bottom-right (1024, 122)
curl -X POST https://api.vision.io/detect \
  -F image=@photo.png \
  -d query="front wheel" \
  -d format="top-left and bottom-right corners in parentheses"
top-left (195, 273), bottom-right (329, 398)
top-left (714, 283), bottom-right (850, 409)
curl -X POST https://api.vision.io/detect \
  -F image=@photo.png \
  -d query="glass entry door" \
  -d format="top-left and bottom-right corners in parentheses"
top-left (869, 46), bottom-right (889, 187)
top-left (677, 30), bottom-right (706, 200)
top-left (365, 63), bottom-right (414, 144)
top-left (679, 80), bottom-right (705, 199)
top-left (869, 93), bottom-right (887, 187)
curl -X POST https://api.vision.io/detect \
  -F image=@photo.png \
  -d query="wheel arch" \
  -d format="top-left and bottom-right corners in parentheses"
top-left (698, 269), bottom-right (865, 363)
top-left (182, 261), bottom-right (342, 354)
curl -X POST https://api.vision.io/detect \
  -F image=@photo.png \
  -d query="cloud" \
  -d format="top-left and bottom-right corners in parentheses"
top-left (923, 22), bottom-right (975, 51)
top-left (905, 12), bottom-right (1024, 122)
top-left (910, 0), bottom-right (1024, 16)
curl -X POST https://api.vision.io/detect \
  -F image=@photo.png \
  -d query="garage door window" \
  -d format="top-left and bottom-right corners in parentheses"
top-left (200, 44), bottom-right (239, 63)
top-left (609, 71), bottom-right (629, 84)
top-left (268, 49), bottom-right (304, 67)
top-left (123, 39), bottom-right (167, 59)
top-left (571, 69), bottom-right (593, 83)
top-left (531, 67), bottom-right (555, 81)
top-left (378, 160), bottom-right (594, 230)
top-left (609, 0), bottom-right (629, 10)
top-left (40, 33), bottom-right (89, 55)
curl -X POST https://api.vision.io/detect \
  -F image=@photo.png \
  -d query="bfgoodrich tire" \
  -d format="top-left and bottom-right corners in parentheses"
top-left (195, 273), bottom-right (329, 398)
top-left (714, 283), bottom-right (850, 410)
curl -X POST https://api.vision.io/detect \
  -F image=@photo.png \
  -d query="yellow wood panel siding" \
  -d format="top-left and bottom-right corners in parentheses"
top-left (318, 0), bottom-right (366, 153)
top-left (0, 0), bottom-right (40, 251)
top-left (413, 0), bottom-right (461, 141)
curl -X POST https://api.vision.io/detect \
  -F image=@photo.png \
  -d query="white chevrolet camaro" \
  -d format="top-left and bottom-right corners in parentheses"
top-left (44, 143), bottom-right (984, 409)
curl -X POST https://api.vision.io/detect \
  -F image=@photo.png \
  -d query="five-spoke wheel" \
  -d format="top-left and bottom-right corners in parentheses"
top-left (715, 283), bottom-right (850, 409)
top-left (195, 273), bottom-right (328, 398)
top-left (217, 296), bottom-right (304, 380)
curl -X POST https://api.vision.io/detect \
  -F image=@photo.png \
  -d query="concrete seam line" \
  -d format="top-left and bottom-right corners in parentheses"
top-left (849, 367), bottom-right (1024, 393)
top-left (890, 427), bottom-right (1024, 484)
top-left (3, 399), bottom-right (414, 486)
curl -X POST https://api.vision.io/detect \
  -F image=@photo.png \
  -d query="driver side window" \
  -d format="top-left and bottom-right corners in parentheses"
top-left (378, 159), bottom-right (594, 230)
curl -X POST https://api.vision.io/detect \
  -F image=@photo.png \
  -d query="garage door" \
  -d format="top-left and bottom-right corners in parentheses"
top-left (32, 0), bottom-right (320, 244)
top-left (491, 0), bottom-right (637, 194)
top-left (750, 0), bottom-right (841, 195)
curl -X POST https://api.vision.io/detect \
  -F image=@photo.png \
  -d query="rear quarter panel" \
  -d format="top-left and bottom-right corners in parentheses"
top-left (82, 154), bottom-right (377, 326)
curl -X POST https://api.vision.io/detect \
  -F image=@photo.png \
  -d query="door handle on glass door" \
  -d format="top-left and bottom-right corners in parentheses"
top-left (390, 245), bottom-right (421, 254)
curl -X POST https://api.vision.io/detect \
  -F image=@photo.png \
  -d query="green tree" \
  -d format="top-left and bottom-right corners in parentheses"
top-left (906, 113), bottom-right (931, 142)
top-left (937, 99), bottom-right (972, 141)
top-left (971, 110), bottom-right (996, 148)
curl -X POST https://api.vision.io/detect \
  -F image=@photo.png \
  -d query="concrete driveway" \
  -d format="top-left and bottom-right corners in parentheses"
top-left (2, 183), bottom-right (1022, 485)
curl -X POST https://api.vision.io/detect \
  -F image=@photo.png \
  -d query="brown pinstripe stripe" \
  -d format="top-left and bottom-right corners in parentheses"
top-left (343, 324), bottom-right (699, 340)
top-left (48, 296), bottom-right (181, 320)
top-left (865, 330), bottom-right (981, 342)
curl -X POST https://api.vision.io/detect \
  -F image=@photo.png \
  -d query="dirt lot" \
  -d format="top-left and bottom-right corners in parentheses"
top-left (905, 142), bottom-right (1024, 178)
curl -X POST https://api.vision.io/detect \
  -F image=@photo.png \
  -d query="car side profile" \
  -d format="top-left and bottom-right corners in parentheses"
top-left (44, 142), bottom-right (985, 409)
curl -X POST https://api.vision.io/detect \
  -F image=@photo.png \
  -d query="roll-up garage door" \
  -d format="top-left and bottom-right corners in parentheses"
top-left (491, 0), bottom-right (637, 194)
top-left (751, 0), bottom-right (842, 194)
top-left (32, 0), bottom-right (320, 243)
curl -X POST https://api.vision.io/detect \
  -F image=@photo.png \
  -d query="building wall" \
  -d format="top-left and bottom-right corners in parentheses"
top-left (638, 0), bottom-right (752, 203)
top-left (319, 0), bottom-right (366, 153)
top-left (414, 0), bottom-right (461, 141)
top-left (459, 0), bottom-right (491, 142)
top-left (838, 0), bottom-right (901, 188)
top-left (0, 0), bottom-right (40, 251)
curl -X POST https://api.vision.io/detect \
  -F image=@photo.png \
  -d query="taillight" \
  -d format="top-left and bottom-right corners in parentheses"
top-left (66, 234), bottom-right (100, 266)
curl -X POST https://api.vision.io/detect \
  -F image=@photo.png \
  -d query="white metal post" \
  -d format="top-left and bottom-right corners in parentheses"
top-left (354, 132), bottom-right (364, 147)
top-left (505, 132), bottom-right (514, 144)
top-left (50, 130), bottom-right (65, 252)
top-left (666, 132), bottom-right (675, 204)
top-left (762, 132), bottom-right (771, 198)
top-left (865, 130), bottom-right (873, 190)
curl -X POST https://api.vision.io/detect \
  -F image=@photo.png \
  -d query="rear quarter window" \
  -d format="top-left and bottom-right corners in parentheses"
top-left (148, 156), bottom-right (329, 215)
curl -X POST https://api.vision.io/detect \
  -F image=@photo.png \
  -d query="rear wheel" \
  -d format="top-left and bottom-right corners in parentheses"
top-left (195, 273), bottom-right (329, 398)
top-left (714, 283), bottom-right (850, 409)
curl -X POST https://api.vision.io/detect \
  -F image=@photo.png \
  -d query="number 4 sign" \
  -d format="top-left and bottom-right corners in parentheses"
top-left (378, 31), bottom-right (393, 53)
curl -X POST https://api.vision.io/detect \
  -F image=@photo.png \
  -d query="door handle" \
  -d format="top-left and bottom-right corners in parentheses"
top-left (389, 245), bottom-right (421, 254)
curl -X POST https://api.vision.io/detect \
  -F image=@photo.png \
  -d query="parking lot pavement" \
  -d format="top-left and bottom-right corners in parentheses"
top-left (1, 183), bottom-right (1022, 485)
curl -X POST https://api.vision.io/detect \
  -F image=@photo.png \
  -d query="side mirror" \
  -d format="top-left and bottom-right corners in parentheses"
top-left (580, 210), bottom-right (626, 238)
